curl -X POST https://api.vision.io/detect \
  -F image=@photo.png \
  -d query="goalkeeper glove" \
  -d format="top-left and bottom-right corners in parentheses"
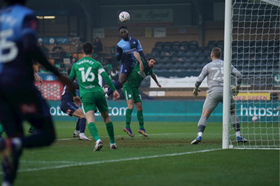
top-left (231, 85), bottom-right (240, 96)
top-left (193, 87), bottom-right (201, 97)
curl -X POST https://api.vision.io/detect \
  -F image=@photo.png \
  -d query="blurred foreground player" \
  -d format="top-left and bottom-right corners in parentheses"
top-left (0, 0), bottom-right (74, 185)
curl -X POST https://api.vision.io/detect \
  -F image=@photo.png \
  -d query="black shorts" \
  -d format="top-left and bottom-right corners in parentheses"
top-left (60, 100), bottom-right (79, 116)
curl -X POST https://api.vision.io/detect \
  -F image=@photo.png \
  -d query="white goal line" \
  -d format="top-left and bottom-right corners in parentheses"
top-left (0, 149), bottom-right (221, 174)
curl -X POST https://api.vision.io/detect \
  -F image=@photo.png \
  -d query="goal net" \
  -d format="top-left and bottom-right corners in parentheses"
top-left (225, 0), bottom-right (280, 149)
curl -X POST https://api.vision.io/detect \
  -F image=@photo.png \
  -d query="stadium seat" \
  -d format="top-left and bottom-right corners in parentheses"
top-left (169, 48), bottom-right (178, 55)
top-left (152, 48), bottom-right (161, 56)
top-left (146, 53), bottom-right (153, 58)
top-left (155, 42), bottom-right (163, 47)
top-left (207, 40), bottom-right (217, 48)
top-left (172, 41), bottom-right (180, 47)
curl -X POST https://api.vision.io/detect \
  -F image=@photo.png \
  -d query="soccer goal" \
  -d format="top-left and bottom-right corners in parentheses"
top-left (223, 0), bottom-right (280, 149)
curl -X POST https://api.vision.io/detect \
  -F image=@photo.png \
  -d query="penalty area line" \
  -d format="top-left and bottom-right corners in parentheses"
top-left (9, 148), bottom-right (221, 173)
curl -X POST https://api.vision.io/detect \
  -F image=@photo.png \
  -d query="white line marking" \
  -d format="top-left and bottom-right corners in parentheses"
top-left (2, 149), bottom-right (221, 174)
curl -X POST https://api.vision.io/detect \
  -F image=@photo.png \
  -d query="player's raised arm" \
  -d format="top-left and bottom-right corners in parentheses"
top-left (133, 52), bottom-right (144, 71)
top-left (151, 74), bottom-right (161, 88)
top-left (115, 45), bottom-right (123, 61)
top-left (193, 65), bottom-right (208, 97)
top-left (136, 39), bottom-right (147, 62)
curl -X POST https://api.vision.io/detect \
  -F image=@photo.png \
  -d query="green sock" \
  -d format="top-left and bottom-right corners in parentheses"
top-left (137, 110), bottom-right (144, 129)
top-left (0, 123), bottom-right (4, 137)
top-left (88, 122), bottom-right (100, 141)
top-left (106, 122), bottom-right (115, 144)
top-left (125, 109), bottom-right (133, 129)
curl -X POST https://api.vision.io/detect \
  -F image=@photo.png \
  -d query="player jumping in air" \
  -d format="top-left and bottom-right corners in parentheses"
top-left (123, 52), bottom-right (161, 137)
top-left (0, 0), bottom-right (75, 185)
top-left (105, 26), bottom-right (147, 98)
top-left (191, 47), bottom-right (248, 144)
top-left (68, 43), bottom-right (120, 151)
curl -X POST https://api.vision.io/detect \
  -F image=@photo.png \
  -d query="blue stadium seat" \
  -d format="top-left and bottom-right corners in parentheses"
top-left (207, 40), bottom-right (217, 48)
top-left (155, 42), bottom-right (163, 47)
top-left (152, 48), bottom-right (161, 56)
top-left (146, 53), bottom-right (153, 58)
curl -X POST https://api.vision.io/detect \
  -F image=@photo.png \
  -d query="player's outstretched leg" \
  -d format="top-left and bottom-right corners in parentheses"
top-left (137, 110), bottom-right (148, 137)
top-left (73, 119), bottom-right (80, 137)
top-left (231, 112), bottom-right (248, 143)
top-left (191, 116), bottom-right (207, 145)
top-left (88, 122), bottom-right (103, 151)
top-left (106, 121), bottom-right (117, 149)
top-left (78, 118), bottom-right (91, 141)
top-left (123, 108), bottom-right (134, 137)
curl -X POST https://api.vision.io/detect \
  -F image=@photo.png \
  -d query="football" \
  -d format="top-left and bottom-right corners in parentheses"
top-left (252, 116), bottom-right (258, 123)
top-left (119, 11), bottom-right (130, 22)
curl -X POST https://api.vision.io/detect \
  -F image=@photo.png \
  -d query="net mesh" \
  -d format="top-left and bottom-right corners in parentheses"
top-left (230, 0), bottom-right (280, 149)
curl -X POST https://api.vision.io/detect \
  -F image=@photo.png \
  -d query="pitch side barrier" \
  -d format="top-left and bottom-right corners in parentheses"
top-left (47, 100), bottom-right (279, 122)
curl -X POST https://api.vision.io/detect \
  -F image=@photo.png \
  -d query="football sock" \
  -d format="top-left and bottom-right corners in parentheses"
top-left (79, 118), bottom-right (86, 133)
top-left (126, 109), bottom-right (133, 128)
top-left (107, 81), bottom-right (122, 96)
top-left (76, 119), bottom-right (80, 131)
top-left (231, 113), bottom-right (240, 132)
top-left (197, 116), bottom-right (207, 134)
top-left (88, 122), bottom-right (100, 141)
top-left (137, 110), bottom-right (144, 129)
top-left (106, 122), bottom-right (115, 144)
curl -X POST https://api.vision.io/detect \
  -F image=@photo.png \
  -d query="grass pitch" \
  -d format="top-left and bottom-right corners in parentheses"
top-left (2, 121), bottom-right (279, 186)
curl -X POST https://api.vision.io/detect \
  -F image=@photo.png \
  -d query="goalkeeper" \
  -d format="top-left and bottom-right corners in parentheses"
top-left (191, 47), bottom-right (247, 144)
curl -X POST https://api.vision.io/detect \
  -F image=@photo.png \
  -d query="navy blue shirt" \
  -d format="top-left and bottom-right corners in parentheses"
top-left (61, 82), bottom-right (79, 102)
top-left (0, 5), bottom-right (38, 83)
top-left (116, 37), bottom-right (145, 68)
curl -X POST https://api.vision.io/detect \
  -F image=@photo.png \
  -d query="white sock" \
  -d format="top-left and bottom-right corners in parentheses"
top-left (236, 131), bottom-right (241, 137)
top-left (198, 132), bottom-right (203, 137)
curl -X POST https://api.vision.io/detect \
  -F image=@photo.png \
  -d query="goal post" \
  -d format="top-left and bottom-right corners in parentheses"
top-left (223, 0), bottom-right (280, 149)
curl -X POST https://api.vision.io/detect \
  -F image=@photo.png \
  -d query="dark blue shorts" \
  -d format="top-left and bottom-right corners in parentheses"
top-left (119, 63), bottom-right (134, 75)
top-left (0, 81), bottom-right (53, 137)
top-left (60, 100), bottom-right (79, 116)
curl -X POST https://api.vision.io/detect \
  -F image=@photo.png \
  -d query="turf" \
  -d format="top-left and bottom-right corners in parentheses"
top-left (2, 121), bottom-right (279, 186)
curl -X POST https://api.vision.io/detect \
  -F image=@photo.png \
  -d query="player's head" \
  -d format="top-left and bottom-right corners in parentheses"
top-left (147, 58), bottom-right (157, 68)
top-left (119, 26), bottom-right (129, 40)
top-left (211, 47), bottom-right (222, 59)
top-left (4, 0), bottom-right (27, 5)
top-left (82, 42), bottom-right (93, 55)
